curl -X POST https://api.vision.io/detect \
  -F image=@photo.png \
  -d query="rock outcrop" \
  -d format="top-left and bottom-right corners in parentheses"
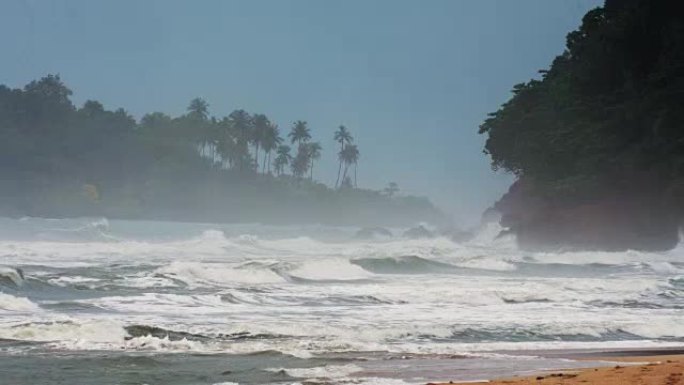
top-left (403, 225), bottom-right (434, 239)
top-left (493, 177), bottom-right (682, 251)
top-left (354, 227), bottom-right (393, 240)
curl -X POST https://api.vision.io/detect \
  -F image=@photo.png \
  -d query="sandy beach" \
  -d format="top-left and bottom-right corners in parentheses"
top-left (427, 354), bottom-right (684, 385)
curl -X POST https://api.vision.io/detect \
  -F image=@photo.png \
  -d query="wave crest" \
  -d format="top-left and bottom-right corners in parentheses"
top-left (0, 266), bottom-right (25, 287)
top-left (0, 293), bottom-right (39, 312)
top-left (155, 262), bottom-right (285, 286)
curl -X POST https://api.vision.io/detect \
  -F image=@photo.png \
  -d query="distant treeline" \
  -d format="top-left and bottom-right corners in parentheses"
top-left (480, 0), bottom-right (684, 250)
top-left (0, 76), bottom-right (443, 226)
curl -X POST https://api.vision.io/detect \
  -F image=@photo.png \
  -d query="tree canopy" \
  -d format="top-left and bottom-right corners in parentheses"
top-left (480, 0), bottom-right (684, 201)
top-left (0, 76), bottom-right (443, 226)
top-left (479, 0), bottom-right (684, 250)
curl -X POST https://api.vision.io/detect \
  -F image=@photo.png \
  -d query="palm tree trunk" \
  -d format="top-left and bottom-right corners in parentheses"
top-left (213, 144), bottom-right (218, 164)
top-left (354, 162), bottom-right (357, 188)
top-left (262, 151), bottom-right (267, 174)
top-left (254, 144), bottom-right (259, 172)
top-left (342, 163), bottom-right (348, 184)
top-left (335, 143), bottom-right (344, 188)
top-left (335, 161), bottom-right (342, 188)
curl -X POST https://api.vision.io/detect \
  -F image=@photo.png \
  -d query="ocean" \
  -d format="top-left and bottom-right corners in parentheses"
top-left (0, 217), bottom-right (682, 384)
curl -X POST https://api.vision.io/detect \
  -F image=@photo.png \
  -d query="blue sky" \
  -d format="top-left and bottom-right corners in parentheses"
top-left (0, 0), bottom-right (602, 224)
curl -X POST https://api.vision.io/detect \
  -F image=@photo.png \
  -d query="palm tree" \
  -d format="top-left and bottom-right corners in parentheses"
top-left (339, 144), bottom-right (359, 188)
top-left (340, 175), bottom-right (353, 189)
top-left (273, 145), bottom-right (292, 176)
top-left (187, 97), bottom-right (209, 120)
top-left (288, 120), bottom-right (311, 145)
top-left (334, 125), bottom-right (353, 188)
top-left (291, 144), bottom-right (310, 179)
top-left (204, 117), bottom-right (225, 164)
top-left (305, 142), bottom-right (322, 180)
top-left (261, 123), bottom-right (282, 174)
top-left (186, 98), bottom-right (210, 157)
top-left (251, 114), bottom-right (271, 172)
top-left (227, 109), bottom-right (253, 171)
top-left (216, 128), bottom-right (237, 169)
top-left (214, 117), bottom-right (233, 168)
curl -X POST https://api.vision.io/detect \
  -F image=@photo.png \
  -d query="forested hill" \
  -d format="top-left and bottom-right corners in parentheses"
top-left (0, 76), bottom-right (444, 226)
top-left (480, 0), bottom-right (684, 251)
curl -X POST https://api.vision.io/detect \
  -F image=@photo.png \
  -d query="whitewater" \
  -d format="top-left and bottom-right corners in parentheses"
top-left (0, 217), bottom-right (682, 385)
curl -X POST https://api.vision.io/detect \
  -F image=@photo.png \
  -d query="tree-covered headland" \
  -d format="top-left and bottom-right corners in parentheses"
top-left (0, 76), bottom-right (443, 226)
top-left (480, 0), bottom-right (683, 251)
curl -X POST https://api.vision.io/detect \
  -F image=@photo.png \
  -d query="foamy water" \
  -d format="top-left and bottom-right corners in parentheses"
top-left (0, 217), bottom-right (682, 384)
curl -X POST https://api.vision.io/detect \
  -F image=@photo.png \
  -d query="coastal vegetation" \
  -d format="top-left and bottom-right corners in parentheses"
top-left (0, 76), bottom-right (443, 225)
top-left (480, 0), bottom-right (684, 250)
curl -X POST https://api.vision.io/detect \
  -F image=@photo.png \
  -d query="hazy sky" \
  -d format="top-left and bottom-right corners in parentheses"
top-left (0, 0), bottom-right (602, 225)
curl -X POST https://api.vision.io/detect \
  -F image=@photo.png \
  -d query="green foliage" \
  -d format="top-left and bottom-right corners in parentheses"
top-left (273, 145), bottom-right (292, 176)
top-left (288, 120), bottom-right (311, 145)
top-left (339, 144), bottom-right (359, 187)
top-left (0, 76), bottom-right (443, 226)
top-left (290, 143), bottom-right (310, 178)
top-left (187, 97), bottom-right (209, 120)
top-left (334, 125), bottom-right (354, 188)
top-left (480, 0), bottom-right (684, 205)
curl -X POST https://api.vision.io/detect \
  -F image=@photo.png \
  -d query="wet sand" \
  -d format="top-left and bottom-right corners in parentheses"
top-left (427, 354), bottom-right (684, 385)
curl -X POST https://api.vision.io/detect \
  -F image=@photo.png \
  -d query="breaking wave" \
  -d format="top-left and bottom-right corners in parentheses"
top-left (0, 293), bottom-right (39, 312)
top-left (0, 266), bottom-right (25, 287)
top-left (155, 262), bottom-right (285, 286)
top-left (351, 255), bottom-right (458, 274)
top-left (0, 217), bottom-right (682, 364)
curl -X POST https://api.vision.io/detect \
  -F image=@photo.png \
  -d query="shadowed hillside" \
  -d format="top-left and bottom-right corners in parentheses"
top-left (480, 0), bottom-right (684, 251)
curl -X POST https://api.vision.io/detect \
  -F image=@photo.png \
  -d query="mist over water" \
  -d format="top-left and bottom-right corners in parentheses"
top-left (1, 217), bottom-right (683, 384)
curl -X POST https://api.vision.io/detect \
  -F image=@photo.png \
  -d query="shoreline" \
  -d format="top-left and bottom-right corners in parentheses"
top-left (426, 349), bottom-right (684, 385)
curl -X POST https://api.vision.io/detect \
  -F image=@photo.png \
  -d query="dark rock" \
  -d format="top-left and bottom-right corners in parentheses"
top-left (480, 207), bottom-right (501, 224)
top-left (124, 325), bottom-right (208, 341)
top-left (354, 227), bottom-right (392, 239)
top-left (403, 225), bottom-right (434, 239)
top-left (493, 177), bottom-right (681, 252)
